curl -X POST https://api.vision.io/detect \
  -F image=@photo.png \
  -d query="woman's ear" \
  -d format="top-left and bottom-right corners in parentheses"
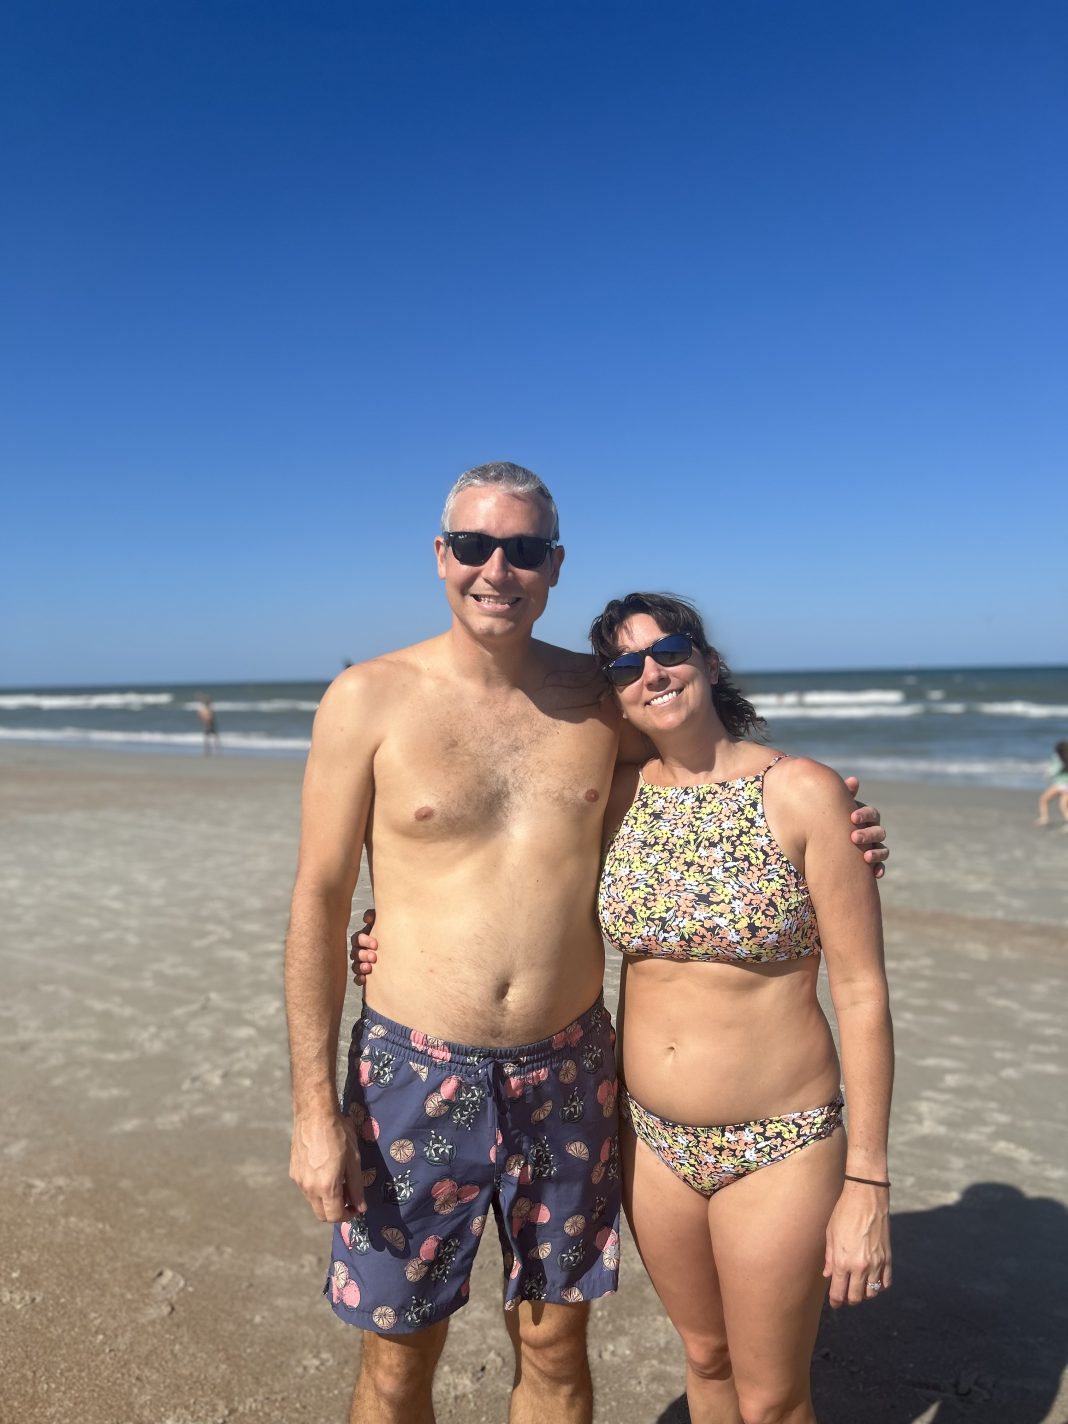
top-left (708, 653), bottom-right (720, 686)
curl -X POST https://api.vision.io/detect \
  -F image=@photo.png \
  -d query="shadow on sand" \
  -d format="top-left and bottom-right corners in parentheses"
top-left (655, 1184), bottom-right (1068, 1424)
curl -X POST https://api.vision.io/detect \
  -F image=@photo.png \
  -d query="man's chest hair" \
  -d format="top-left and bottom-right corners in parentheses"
top-left (376, 695), bottom-right (615, 829)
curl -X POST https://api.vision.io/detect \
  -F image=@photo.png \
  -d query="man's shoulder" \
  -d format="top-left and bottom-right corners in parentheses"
top-left (316, 638), bottom-right (445, 730)
top-left (535, 640), bottom-right (598, 672)
top-left (530, 641), bottom-right (615, 714)
top-left (328, 637), bottom-right (444, 694)
top-left (532, 639), bottom-right (601, 683)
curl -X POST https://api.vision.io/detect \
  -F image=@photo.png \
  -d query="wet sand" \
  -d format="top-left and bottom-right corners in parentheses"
top-left (1, 746), bottom-right (1065, 1423)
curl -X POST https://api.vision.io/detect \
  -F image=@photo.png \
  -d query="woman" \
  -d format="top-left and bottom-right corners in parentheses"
top-left (592, 591), bottom-right (892, 1424)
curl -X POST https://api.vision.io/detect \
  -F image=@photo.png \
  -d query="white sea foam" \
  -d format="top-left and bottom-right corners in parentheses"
top-left (798, 690), bottom-right (905, 705)
top-left (0, 692), bottom-right (174, 711)
top-left (179, 699), bottom-right (321, 713)
top-left (836, 755), bottom-right (1045, 786)
top-left (0, 729), bottom-right (1039, 784)
top-left (753, 696), bottom-right (1066, 721)
top-left (977, 701), bottom-right (1068, 719)
top-left (0, 727), bottom-right (310, 752)
top-left (752, 689), bottom-right (905, 708)
top-left (753, 700), bottom-right (924, 720)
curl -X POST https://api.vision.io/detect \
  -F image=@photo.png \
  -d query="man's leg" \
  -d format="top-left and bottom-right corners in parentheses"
top-left (351, 1319), bottom-right (449, 1424)
top-left (504, 1300), bottom-right (592, 1424)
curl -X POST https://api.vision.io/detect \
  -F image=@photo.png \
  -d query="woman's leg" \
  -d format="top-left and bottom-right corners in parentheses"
top-left (707, 1129), bottom-right (846, 1424)
top-left (621, 1121), bottom-right (741, 1424)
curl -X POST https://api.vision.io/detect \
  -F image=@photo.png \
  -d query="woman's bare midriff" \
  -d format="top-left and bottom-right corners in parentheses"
top-left (618, 956), bottom-right (841, 1126)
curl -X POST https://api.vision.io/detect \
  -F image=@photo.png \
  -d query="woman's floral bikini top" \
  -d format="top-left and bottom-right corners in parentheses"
top-left (597, 755), bottom-right (821, 963)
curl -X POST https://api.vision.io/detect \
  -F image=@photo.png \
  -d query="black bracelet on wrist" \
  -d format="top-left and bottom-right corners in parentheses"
top-left (844, 1173), bottom-right (891, 1188)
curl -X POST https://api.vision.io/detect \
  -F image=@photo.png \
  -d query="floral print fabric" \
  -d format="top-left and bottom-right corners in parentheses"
top-left (623, 1091), bottom-right (844, 1197)
top-left (327, 997), bottom-right (621, 1333)
top-left (598, 760), bottom-right (821, 963)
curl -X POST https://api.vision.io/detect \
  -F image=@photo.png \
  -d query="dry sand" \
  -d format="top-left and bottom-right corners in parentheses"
top-left (1, 746), bottom-right (1066, 1424)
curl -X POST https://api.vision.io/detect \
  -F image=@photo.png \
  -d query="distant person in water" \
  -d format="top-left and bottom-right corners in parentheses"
top-left (1034, 741), bottom-right (1068, 828)
top-left (196, 694), bottom-right (221, 755)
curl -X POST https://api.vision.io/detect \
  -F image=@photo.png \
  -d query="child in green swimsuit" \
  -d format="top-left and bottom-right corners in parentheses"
top-left (1035, 741), bottom-right (1068, 828)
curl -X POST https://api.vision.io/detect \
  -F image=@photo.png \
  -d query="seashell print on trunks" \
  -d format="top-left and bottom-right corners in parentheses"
top-left (326, 996), bottom-right (621, 1333)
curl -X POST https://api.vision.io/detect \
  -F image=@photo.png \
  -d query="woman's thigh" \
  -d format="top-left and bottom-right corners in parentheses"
top-left (622, 1122), bottom-right (729, 1353)
top-left (707, 1128), bottom-right (846, 1403)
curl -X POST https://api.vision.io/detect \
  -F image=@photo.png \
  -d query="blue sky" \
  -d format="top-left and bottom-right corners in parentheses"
top-left (3, 0), bottom-right (1065, 685)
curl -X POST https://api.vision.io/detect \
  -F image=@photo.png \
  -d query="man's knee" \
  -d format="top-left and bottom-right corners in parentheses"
top-left (513, 1302), bottom-right (591, 1386)
top-left (358, 1323), bottom-right (448, 1406)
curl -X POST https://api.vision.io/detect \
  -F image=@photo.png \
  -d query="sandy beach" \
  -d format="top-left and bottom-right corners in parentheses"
top-left (1, 744), bottom-right (1065, 1424)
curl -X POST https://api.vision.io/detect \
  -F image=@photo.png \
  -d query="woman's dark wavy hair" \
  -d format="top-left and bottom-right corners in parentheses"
top-left (589, 592), bottom-right (765, 740)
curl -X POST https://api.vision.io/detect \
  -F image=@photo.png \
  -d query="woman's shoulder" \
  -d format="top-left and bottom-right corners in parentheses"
top-left (764, 754), bottom-right (854, 810)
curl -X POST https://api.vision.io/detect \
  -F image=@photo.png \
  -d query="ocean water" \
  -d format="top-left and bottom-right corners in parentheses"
top-left (1, 666), bottom-right (1065, 790)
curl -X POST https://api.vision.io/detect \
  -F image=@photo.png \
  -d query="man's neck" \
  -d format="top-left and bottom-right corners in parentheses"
top-left (445, 620), bottom-right (542, 690)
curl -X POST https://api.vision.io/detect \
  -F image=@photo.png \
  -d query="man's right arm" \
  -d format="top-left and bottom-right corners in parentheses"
top-left (284, 668), bottom-right (380, 1222)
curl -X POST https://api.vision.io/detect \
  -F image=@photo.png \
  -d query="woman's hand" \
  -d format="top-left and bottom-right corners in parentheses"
top-left (823, 1181), bottom-right (892, 1306)
top-left (349, 908), bottom-right (378, 987)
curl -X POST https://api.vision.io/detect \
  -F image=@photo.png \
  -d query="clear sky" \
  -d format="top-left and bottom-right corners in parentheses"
top-left (3, 0), bottom-right (1065, 685)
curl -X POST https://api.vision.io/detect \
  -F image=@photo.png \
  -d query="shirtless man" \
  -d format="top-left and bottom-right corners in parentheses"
top-left (284, 462), bottom-right (887, 1424)
top-left (195, 694), bottom-right (220, 755)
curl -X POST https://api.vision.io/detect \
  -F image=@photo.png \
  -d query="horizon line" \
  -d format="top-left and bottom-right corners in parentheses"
top-left (2, 660), bottom-right (1066, 694)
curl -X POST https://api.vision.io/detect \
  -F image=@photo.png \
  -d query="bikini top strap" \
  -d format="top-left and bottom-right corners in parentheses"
top-left (761, 754), bottom-right (789, 776)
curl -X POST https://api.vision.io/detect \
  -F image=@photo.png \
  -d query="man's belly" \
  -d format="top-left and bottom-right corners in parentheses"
top-left (361, 853), bottom-right (607, 1046)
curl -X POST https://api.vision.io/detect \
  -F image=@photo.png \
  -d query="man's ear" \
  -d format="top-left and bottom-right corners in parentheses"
top-left (435, 535), bottom-right (448, 580)
top-left (548, 545), bottom-right (565, 588)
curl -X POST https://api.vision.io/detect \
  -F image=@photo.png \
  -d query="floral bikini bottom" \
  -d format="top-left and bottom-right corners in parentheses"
top-left (621, 1090), bottom-right (844, 1197)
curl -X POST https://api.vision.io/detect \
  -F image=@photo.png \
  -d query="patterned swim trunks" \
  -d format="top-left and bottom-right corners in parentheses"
top-left (326, 996), bottom-right (621, 1334)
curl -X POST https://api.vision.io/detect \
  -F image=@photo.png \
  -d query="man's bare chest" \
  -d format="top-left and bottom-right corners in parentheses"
top-left (370, 698), bottom-right (618, 841)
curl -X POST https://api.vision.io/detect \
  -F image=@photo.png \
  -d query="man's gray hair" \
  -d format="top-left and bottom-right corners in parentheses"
top-left (441, 461), bottom-right (560, 540)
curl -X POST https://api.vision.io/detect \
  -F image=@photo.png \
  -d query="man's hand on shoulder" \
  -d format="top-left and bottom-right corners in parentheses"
top-left (766, 758), bottom-right (888, 880)
top-left (842, 775), bottom-right (888, 878)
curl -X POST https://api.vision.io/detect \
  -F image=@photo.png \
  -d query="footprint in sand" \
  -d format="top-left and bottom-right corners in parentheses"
top-left (296, 1350), bottom-right (334, 1375)
top-left (144, 1266), bottom-right (186, 1319)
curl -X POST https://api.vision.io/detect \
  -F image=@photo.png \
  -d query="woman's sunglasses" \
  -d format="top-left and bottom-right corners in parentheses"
top-left (442, 531), bottom-right (558, 570)
top-left (604, 633), bottom-right (695, 688)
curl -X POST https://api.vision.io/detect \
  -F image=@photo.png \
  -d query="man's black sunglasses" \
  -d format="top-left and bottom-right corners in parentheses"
top-left (604, 633), bottom-right (695, 688)
top-left (442, 531), bottom-right (559, 570)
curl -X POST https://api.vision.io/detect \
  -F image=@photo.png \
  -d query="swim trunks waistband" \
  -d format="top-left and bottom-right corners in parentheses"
top-left (358, 994), bottom-right (610, 1072)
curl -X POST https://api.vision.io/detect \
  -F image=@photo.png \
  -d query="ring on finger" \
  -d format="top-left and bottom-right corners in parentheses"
top-left (866, 1279), bottom-right (883, 1292)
